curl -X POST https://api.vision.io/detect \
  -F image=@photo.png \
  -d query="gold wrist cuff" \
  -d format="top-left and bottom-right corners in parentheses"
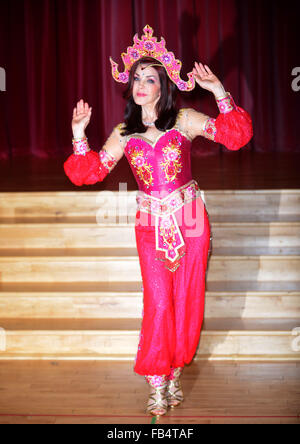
top-left (72, 137), bottom-right (91, 155)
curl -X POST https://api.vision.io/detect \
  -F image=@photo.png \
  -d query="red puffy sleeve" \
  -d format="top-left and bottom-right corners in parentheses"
top-left (203, 93), bottom-right (253, 151)
top-left (63, 137), bottom-right (117, 186)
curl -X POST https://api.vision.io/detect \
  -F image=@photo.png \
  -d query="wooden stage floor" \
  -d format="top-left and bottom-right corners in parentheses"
top-left (0, 361), bottom-right (299, 424)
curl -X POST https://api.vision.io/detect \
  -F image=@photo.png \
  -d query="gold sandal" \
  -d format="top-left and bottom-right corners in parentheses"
top-left (145, 375), bottom-right (169, 416)
top-left (167, 378), bottom-right (184, 407)
top-left (167, 367), bottom-right (184, 407)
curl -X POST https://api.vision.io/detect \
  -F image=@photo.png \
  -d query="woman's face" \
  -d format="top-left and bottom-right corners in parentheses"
top-left (132, 63), bottom-right (161, 108)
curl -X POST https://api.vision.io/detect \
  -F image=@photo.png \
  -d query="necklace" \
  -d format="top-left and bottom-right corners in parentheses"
top-left (142, 117), bottom-right (156, 127)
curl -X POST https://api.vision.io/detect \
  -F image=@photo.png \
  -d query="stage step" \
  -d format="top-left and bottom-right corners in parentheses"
top-left (0, 222), bottom-right (299, 254)
top-left (1, 281), bottom-right (300, 293)
top-left (0, 318), bottom-right (298, 361)
top-left (0, 189), bottom-right (299, 222)
top-left (0, 287), bottom-right (299, 319)
top-left (0, 252), bottom-right (299, 282)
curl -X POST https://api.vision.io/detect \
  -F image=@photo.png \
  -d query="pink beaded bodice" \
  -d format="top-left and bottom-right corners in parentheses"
top-left (124, 128), bottom-right (192, 197)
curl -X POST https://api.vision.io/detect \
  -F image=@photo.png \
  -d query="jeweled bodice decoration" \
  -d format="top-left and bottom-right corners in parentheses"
top-left (124, 129), bottom-right (192, 196)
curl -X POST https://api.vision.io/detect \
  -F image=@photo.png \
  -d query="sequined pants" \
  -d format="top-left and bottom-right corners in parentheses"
top-left (133, 195), bottom-right (212, 376)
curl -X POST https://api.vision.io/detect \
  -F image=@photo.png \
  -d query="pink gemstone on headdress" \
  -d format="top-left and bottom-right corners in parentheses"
top-left (119, 72), bottom-right (129, 82)
top-left (130, 49), bottom-right (139, 59)
top-left (162, 54), bottom-right (172, 64)
top-left (144, 41), bottom-right (155, 51)
top-left (177, 81), bottom-right (186, 91)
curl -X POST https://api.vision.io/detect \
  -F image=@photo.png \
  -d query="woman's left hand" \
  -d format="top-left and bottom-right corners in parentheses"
top-left (192, 62), bottom-right (223, 94)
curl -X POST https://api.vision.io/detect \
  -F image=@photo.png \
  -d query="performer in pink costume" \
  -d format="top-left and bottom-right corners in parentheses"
top-left (64, 25), bottom-right (253, 417)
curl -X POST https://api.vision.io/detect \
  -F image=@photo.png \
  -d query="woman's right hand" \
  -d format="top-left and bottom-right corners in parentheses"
top-left (72, 99), bottom-right (92, 138)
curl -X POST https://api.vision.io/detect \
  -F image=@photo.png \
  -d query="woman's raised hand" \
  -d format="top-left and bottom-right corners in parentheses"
top-left (72, 99), bottom-right (92, 138)
top-left (192, 62), bottom-right (224, 95)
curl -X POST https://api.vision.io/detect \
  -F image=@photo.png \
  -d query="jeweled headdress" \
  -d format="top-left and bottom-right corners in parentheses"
top-left (109, 24), bottom-right (195, 92)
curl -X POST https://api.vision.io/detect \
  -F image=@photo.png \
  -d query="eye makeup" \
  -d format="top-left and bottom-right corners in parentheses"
top-left (134, 76), bottom-right (155, 83)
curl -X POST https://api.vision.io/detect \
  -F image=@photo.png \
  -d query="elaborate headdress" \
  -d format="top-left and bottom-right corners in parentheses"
top-left (109, 24), bottom-right (196, 91)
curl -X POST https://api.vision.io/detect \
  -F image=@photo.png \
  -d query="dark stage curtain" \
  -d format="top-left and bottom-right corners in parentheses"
top-left (0, 0), bottom-right (298, 161)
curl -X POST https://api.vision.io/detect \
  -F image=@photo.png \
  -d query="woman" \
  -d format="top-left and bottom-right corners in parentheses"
top-left (64, 25), bottom-right (253, 417)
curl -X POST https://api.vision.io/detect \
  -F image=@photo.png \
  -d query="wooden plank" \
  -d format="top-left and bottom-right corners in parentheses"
top-left (0, 222), bottom-right (299, 252)
top-left (0, 292), bottom-right (299, 319)
top-left (0, 255), bottom-right (299, 282)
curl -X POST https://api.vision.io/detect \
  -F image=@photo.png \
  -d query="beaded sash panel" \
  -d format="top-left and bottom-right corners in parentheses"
top-left (136, 179), bottom-right (206, 272)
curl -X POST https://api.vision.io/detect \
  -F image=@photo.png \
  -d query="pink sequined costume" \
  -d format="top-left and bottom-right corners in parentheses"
top-left (64, 92), bottom-right (253, 377)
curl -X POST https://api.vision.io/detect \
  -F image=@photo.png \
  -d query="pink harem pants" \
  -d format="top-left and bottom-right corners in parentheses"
top-left (133, 195), bottom-right (211, 376)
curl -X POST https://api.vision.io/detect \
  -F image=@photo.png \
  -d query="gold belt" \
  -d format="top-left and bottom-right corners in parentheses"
top-left (136, 180), bottom-right (206, 272)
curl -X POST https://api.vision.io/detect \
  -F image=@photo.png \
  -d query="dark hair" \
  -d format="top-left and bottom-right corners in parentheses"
top-left (120, 56), bottom-right (179, 136)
